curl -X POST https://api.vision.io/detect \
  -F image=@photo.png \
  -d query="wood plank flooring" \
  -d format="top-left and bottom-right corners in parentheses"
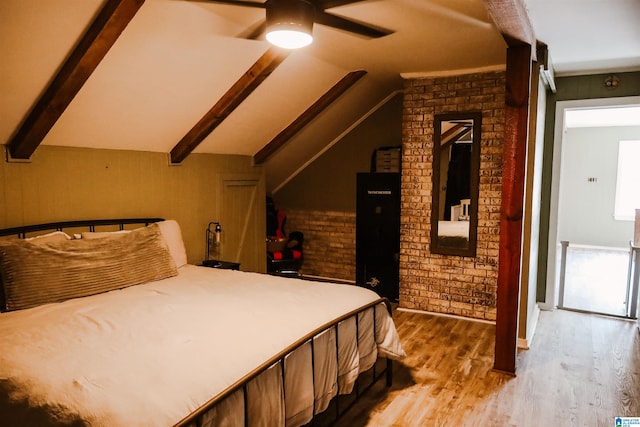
top-left (334, 308), bottom-right (640, 426)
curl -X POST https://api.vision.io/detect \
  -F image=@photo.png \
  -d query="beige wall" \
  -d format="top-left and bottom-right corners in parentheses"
top-left (0, 145), bottom-right (266, 272)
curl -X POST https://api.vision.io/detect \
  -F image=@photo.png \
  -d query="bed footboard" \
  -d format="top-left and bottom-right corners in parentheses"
top-left (175, 298), bottom-right (394, 427)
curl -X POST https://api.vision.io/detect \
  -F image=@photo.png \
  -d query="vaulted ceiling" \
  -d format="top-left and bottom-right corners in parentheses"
top-left (2, 0), bottom-right (638, 192)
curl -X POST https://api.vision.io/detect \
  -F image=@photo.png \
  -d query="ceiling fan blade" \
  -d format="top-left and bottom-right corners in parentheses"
top-left (401, 0), bottom-right (491, 28)
top-left (318, 0), bottom-right (368, 9)
top-left (199, 0), bottom-right (267, 8)
top-left (314, 11), bottom-right (392, 38)
top-left (238, 19), bottom-right (267, 39)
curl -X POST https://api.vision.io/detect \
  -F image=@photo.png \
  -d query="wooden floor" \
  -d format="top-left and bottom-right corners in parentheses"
top-left (335, 308), bottom-right (640, 427)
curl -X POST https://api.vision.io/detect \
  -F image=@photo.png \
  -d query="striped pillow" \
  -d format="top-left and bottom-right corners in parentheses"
top-left (0, 224), bottom-right (177, 311)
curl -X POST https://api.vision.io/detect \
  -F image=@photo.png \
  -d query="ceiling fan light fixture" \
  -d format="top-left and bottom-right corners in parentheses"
top-left (265, 0), bottom-right (314, 49)
top-left (266, 28), bottom-right (313, 49)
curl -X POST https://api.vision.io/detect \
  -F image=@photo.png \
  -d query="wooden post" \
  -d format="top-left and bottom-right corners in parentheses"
top-left (494, 43), bottom-right (532, 374)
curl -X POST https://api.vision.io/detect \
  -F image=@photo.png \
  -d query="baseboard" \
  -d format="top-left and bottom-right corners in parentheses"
top-left (397, 307), bottom-right (496, 325)
top-left (397, 306), bottom-right (542, 349)
top-left (518, 304), bottom-right (541, 350)
top-left (538, 302), bottom-right (555, 311)
top-left (300, 274), bottom-right (355, 285)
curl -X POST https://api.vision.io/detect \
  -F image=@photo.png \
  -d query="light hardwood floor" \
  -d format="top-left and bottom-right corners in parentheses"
top-left (334, 308), bottom-right (640, 427)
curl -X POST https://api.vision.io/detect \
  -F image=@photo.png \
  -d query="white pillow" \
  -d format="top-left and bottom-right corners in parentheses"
top-left (81, 230), bottom-right (131, 239)
top-left (74, 221), bottom-right (187, 267)
top-left (0, 225), bottom-right (178, 311)
top-left (25, 231), bottom-right (72, 243)
top-left (156, 220), bottom-right (188, 268)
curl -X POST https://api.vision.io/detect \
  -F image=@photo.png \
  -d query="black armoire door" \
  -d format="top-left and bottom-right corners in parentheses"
top-left (356, 173), bottom-right (400, 301)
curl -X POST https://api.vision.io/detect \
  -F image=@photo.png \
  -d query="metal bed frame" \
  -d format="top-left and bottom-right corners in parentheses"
top-left (0, 218), bottom-right (394, 426)
top-left (176, 298), bottom-right (393, 427)
top-left (0, 218), bottom-right (164, 238)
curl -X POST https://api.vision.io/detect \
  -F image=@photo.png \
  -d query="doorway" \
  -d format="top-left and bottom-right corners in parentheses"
top-left (217, 173), bottom-right (264, 272)
top-left (546, 99), bottom-right (640, 318)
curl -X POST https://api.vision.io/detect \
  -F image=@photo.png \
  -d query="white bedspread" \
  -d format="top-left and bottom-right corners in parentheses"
top-left (438, 220), bottom-right (469, 238)
top-left (0, 265), bottom-right (404, 426)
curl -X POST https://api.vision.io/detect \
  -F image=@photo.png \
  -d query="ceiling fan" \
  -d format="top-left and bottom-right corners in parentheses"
top-left (199, 0), bottom-right (394, 49)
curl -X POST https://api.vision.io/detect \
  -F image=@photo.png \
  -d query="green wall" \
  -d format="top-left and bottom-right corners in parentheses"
top-left (272, 92), bottom-right (403, 211)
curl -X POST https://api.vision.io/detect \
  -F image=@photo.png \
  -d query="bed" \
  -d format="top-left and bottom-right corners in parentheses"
top-left (437, 220), bottom-right (470, 248)
top-left (0, 218), bottom-right (405, 427)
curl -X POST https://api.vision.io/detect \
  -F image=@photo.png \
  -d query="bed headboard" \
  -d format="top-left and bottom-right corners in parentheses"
top-left (0, 218), bottom-right (164, 238)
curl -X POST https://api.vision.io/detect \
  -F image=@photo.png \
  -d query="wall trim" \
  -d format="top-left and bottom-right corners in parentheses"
top-left (271, 90), bottom-right (404, 194)
top-left (399, 307), bottom-right (541, 349)
top-left (166, 152), bottom-right (182, 167)
top-left (519, 303), bottom-right (541, 349)
top-left (301, 274), bottom-right (355, 285)
top-left (397, 307), bottom-right (496, 325)
top-left (5, 146), bottom-right (32, 163)
top-left (400, 64), bottom-right (506, 79)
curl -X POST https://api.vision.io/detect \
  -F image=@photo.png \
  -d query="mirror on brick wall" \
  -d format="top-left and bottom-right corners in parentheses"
top-left (431, 112), bottom-right (481, 257)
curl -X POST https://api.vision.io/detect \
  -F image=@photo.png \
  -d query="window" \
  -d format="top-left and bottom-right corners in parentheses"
top-left (614, 140), bottom-right (640, 221)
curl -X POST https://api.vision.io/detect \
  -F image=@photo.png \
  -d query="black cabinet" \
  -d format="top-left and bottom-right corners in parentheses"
top-left (356, 173), bottom-right (400, 301)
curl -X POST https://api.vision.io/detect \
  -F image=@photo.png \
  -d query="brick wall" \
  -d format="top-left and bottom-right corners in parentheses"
top-left (400, 71), bottom-right (505, 321)
top-left (283, 209), bottom-right (356, 281)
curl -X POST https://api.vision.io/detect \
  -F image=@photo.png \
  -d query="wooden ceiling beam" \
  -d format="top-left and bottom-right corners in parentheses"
top-left (7, 0), bottom-right (145, 160)
top-left (483, 0), bottom-right (536, 58)
top-left (441, 123), bottom-right (472, 146)
top-left (170, 48), bottom-right (288, 164)
top-left (253, 70), bottom-right (367, 164)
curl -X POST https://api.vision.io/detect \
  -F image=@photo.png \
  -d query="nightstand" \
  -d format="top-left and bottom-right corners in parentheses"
top-left (200, 259), bottom-right (240, 270)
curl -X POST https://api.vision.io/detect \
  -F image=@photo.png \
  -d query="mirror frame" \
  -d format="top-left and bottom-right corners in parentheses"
top-left (430, 112), bottom-right (481, 257)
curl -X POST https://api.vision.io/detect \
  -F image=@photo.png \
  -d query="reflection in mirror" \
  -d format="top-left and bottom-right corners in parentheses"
top-left (431, 112), bottom-right (481, 257)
